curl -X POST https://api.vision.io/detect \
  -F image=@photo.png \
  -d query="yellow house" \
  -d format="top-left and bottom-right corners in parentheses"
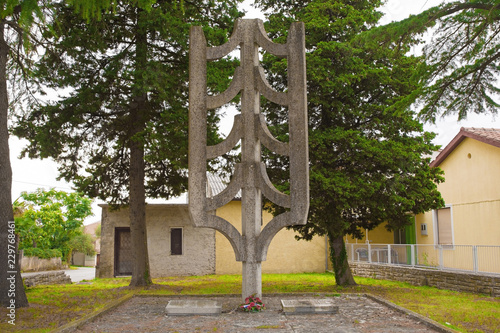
top-left (346, 128), bottom-right (500, 274)
top-left (419, 127), bottom-right (500, 247)
top-left (97, 174), bottom-right (327, 278)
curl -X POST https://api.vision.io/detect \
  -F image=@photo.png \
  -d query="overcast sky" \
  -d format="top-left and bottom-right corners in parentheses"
top-left (9, 0), bottom-right (498, 223)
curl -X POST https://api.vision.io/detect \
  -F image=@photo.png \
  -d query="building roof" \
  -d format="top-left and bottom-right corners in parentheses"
top-left (430, 127), bottom-right (500, 167)
top-left (207, 173), bottom-right (242, 200)
top-left (84, 221), bottom-right (100, 236)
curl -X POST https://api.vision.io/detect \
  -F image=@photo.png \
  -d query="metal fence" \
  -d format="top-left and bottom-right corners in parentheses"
top-left (346, 243), bottom-right (500, 275)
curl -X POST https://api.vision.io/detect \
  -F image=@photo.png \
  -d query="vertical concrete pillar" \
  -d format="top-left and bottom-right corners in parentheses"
top-left (240, 21), bottom-right (262, 297)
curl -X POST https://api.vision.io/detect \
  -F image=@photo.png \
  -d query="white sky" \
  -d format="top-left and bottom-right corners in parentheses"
top-left (9, 0), bottom-right (499, 223)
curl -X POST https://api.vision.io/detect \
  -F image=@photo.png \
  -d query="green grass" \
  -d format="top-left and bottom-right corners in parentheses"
top-left (1, 273), bottom-right (498, 332)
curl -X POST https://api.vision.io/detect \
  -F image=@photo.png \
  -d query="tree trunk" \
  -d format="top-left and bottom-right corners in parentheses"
top-left (329, 233), bottom-right (356, 286)
top-left (128, 134), bottom-right (151, 286)
top-left (128, 8), bottom-right (151, 287)
top-left (0, 21), bottom-right (29, 308)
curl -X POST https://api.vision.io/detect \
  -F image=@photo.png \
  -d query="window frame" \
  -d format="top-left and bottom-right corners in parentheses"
top-left (432, 205), bottom-right (454, 248)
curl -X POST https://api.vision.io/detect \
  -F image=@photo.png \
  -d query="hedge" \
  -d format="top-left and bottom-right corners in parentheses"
top-left (22, 248), bottom-right (62, 259)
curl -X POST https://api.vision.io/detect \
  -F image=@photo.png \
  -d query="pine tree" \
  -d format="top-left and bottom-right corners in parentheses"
top-left (13, 0), bottom-right (243, 286)
top-left (367, 0), bottom-right (500, 121)
top-left (1, 0), bottom-right (113, 309)
top-left (256, 0), bottom-right (445, 285)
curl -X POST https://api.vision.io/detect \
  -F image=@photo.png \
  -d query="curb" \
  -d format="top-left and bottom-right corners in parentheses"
top-left (51, 293), bottom-right (134, 333)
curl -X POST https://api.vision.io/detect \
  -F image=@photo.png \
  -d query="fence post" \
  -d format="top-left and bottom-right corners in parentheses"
top-left (350, 243), bottom-right (354, 262)
top-left (472, 245), bottom-right (478, 273)
top-left (387, 244), bottom-right (392, 265)
top-left (410, 245), bottom-right (415, 266)
top-left (368, 243), bottom-right (372, 263)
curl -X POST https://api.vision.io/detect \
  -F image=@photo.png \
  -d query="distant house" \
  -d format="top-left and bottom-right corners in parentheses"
top-left (72, 221), bottom-right (101, 267)
top-left (97, 174), bottom-right (327, 278)
top-left (345, 128), bottom-right (500, 271)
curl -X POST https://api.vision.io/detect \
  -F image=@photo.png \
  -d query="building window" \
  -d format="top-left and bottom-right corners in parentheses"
top-left (435, 207), bottom-right (453, 245)
top-left (171, 228), bottom-right (183, 255)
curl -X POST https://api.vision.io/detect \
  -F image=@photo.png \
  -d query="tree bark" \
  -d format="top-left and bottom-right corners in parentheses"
top-left (128, 131), bottom-right (151, 286)
top-left (0, 21), bottom-right (29, 307)
top-left (128, 8), bottom-right (151, 287)
top-left (329, 233), bottom-right (356, 286)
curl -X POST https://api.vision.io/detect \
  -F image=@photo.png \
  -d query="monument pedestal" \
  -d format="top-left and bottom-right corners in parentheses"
top-left (281, 299), bottom-right (339, 314)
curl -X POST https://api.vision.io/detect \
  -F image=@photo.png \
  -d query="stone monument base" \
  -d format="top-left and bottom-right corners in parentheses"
top-left (281, 299), bottom-right (339, 314)
top-left (166, 300), bottom-right (222, 316)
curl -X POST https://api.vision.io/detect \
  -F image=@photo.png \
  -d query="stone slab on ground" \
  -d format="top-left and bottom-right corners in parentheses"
top-left (281, 299), bottom-right (339, 314)
top-left (166, 299), bottom-right (222, 316)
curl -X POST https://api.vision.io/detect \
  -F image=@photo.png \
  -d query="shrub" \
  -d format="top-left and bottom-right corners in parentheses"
top-left (23, 248), bottom-right (62, 259)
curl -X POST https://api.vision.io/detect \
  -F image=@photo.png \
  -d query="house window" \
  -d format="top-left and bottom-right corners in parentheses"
top-left (435, 207), bottom-right (453, 245)
top-left (170, 228), bottom-right (183, 255)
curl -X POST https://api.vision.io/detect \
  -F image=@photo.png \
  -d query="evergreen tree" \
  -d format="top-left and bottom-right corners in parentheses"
top-left (1, 0), bottom-right (111, 308)
top-left (13, 0), bottom-right (243, 286)
top-left (369, 0), bottom-right (500, 122)
top-left (255, 0), bottom-right (445, 285)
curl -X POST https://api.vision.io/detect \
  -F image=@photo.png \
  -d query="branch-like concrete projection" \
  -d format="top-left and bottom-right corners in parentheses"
top-left (189, 19), bottom-right (309, 300)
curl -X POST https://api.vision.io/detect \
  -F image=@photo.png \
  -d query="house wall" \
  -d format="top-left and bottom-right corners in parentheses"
top-left (215, 201), bottom-right (327, 274)
top-left (97, 204), bottom-right (216, 278)
top-left (345, 222), bottom-right (394, 244)
top-left (348, 138), bottom-right (500, 249)
top-left (416, 138), bottom-right (500, 246)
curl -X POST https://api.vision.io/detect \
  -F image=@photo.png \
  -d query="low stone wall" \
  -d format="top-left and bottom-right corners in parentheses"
top-left (23, 271), bottom-right (72, 287)
top-left (350, 261), bottom-right (500, 297)
top-left (21, 256), bottom-right (67, 272)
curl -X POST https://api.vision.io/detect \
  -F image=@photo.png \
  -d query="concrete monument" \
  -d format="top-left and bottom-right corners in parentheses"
top-left (188, 19), bottom-right (309, 300)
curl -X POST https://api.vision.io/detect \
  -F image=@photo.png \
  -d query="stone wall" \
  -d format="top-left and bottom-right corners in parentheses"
top-left (350, 262), bottom-right (500, 297)
top-left (21, 256), bottom-right (67, 272)
top-left (23, 271), bottom-right (72, 287)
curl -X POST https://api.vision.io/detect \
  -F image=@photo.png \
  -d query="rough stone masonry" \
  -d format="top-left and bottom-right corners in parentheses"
top-left (188, 19), bottom-right (309, 301)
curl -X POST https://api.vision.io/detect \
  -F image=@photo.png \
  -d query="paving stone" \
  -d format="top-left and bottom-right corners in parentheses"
top-left (281, 299), bottom-right (339, 314)
top-left (166, 299), bottom-right (222, 316)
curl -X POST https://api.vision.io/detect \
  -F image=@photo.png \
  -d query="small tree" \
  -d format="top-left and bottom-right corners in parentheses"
top-left (14, 188), bottom-right (93, 263)
top-left (69, 232), bottom-right (96, 257)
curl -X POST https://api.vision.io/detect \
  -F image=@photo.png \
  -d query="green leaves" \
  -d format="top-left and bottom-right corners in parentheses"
top-left (13, 189), bottom-right (93, 260)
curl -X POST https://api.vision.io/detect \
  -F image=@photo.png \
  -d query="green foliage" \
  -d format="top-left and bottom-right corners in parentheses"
top-left (68, 232), bottom-right (96, 256)
top-left (362, 1), bottom-right (500, 122)
top-left (14, 188), bottom-right (93, 260)
top-left (255, 0), bottom-right (445, 281)
top-left (13, 0), bottom-right (244, 206)
top-left (94, 224), bottom-right (101, 238)
top-left (22, 247), bottom-right (62, 259)
top-left (419, 0), bottom-right (500, 121)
